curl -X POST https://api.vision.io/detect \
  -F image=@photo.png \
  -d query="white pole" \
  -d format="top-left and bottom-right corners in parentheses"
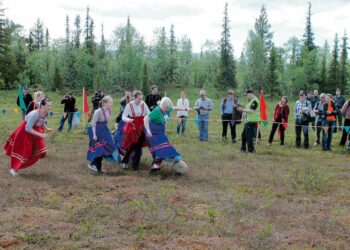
top-left (256, 122), bottom-right (260, 145)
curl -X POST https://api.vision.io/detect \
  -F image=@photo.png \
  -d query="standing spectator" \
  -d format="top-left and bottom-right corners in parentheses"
top-left (219, 90), bottom-right (238, 143)
top-left (115, 90), bottom-right (132, 124)
top-left (145, 85), bottom-right (162, 112)
top-left (26, 91), bottom-right (45, 115)
top-left (313, 93), bottom-right (326, 146)
top-left (58, 92), bottom-right (76, 132)
top-left (268, 96), bottom-right (290, 146)
top-left (310, 89), bottom-right (320, 130)
top-left (334, 88), bottom-right (345, 132)
top-left (237, 90), bottom-right (260, 153)
top-left (340, 99), bottom-right (350, 148)
top-left (294, 91), bottom-right (312, 149)
top-left (194, 90), bottom-right (213, 141)
top-left (322, 94), bottom-right (337, 151)
top-left (176, 91), bottom-right (190, 136)
top-left (91, 90), bottom-right (104, 115)
top-left (17, 84), bottom-right (33, 120)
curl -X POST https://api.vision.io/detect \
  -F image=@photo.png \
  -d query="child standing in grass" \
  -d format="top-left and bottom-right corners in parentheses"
top-left (144, 97), bottom-right (189, 174)
top-left (87, 96), bottom-right (118, 173)
top-left (4, 98), bottom-right (52, 177)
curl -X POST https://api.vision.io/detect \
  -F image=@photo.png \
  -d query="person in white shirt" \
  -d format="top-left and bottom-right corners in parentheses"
top-left (121, 90), bottom-right (150, 171)
top-left (176, 91), bottom-right (190, 135)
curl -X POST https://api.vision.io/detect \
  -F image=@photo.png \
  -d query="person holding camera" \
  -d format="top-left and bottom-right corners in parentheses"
top-left (145, 85), bottom-right (162, 112)
top-left (91, 90), bottom-right (104, 116)
top-left (194, 90), bottom-right (213, 141)
top-left (294, 91), bottom-right (312, 149)
top-left (321, 94), bottom-right (337, 151)
top-left (313, 93), bottom-right (326, 146)
top-left (58, 92), bottom-right (76, 132)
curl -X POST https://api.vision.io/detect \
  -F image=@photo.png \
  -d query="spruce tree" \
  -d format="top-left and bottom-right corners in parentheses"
top-left (339, 31), bottom-right (348, 91)
top-left (303, 2), bottom-right (316, 51)
top-left (328, 33), bottom-right (340, 92)
top-left (254, 5), bottom-right (273, 52)
top-left (267, 45), bottom-right (278, 97)
top-left (32, 18), bottom-right (44, 50)
top-left (74, 15), bottom-right (81, 48)
top-left (45, 28), bottom-right (49, 48)
top-left (142, 61), bottom-right (150, 94)
top-left (319, 40), bottom-right (329, 90)
top-left (28, 30), bottom-right (34, 52)
top-left (65, 15), bottom-right (70, 48)
top-left (217, 2), bottom-right (236, 90)
top-left (168, 24), bottom-right (178, 85)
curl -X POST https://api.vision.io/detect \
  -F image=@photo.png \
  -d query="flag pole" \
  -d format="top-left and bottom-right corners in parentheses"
top-left (256, 122), bottom-right (260, 145)
top-left (82, 87), bottom-right (85, 131)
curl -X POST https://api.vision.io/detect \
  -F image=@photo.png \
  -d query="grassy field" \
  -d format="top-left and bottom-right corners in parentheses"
top-left (0, 89), bottom-right (349, 249)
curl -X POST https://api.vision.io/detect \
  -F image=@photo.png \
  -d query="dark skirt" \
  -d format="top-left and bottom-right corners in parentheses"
top-left (114, 120), bottom-right (126, 155)
top-left (87, 122), bottom-right (118, 162)
top-left (146, 121), bottom-right (181, 161)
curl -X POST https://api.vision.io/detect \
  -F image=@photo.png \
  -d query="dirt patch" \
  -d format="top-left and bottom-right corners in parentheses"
top-left (0, 233), bottom-right (20, 248)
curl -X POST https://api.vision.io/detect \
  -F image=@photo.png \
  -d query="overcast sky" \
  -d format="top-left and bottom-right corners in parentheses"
top-left (3, 0), bottom-right (350, 56)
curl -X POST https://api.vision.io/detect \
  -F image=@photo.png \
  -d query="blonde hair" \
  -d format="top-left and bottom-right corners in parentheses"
top-left (159, 97), bottom-right (173, 110)
top-left (100, 96), bottom-right (113, 107)
top-left (34, 91), bottom-right (44, 101)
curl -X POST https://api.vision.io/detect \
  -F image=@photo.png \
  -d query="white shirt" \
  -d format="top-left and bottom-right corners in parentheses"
top-left (176, 98), bottom-right (189, 117)
top-left (122, 101), bottom-right (150, 122)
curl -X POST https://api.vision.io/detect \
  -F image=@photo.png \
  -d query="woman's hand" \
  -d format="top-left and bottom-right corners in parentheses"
top-left (93, 135), bottom-right (97, 141)
top-left (127, 118), bottom-right (134, 123)
top-left (46, 128), bottom-right (53, 132)
top-left (41, 133), bottom-right (48, 139)
top-left (146, 130), bottom-right (152, 138)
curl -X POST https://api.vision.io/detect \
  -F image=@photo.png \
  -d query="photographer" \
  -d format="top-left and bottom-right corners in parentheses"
top-left (91, 90), bottom-right (104, 115)
top-left (58, 92), bottom-right (76, 132)
top-left (294, 91), bottom-right (312, 149)
top-left (115, 90), bottom-right (132, 124)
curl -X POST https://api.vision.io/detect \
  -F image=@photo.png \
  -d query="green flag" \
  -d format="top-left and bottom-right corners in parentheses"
top-left (18, 85), bottom-right (26, 111)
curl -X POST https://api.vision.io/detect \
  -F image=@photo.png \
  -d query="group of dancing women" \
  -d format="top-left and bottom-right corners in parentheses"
top-left (3, 89), bottom-right (189, 177)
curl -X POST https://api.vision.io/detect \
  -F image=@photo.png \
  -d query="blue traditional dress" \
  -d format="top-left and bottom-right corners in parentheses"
top-left (87, 108), bottom-right (118, 163)
top-left (146, 107), bottom-right (181, 162)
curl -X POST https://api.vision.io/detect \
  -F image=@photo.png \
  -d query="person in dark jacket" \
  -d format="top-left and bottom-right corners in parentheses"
top-left (58, 92), bottom-right (76, 132)
top-left (17, 85), bottom-right (33, 120)
top-left (322, 94), bottom-right (338, 151)
top-left (268, 96), bottom-right (290, 146)
top-left (145, 85), bottom-right (162, 112)
top-left (115, 90), bottom-right (132, 124)
top-left (313, 93), bottom-right (326, 146)
top-left (334, 88), bottom-right (345, 132)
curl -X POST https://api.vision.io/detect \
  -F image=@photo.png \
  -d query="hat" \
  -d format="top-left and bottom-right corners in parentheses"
top-left (228, 89), bottom-right (234, 94)
top-left (243, 90), bottom-right (253, 96)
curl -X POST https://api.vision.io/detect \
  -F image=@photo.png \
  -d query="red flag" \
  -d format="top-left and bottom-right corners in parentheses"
top-left (83, 87), bottom-right (91, 118)
top-left (260, 90), bottom-right (268, 126)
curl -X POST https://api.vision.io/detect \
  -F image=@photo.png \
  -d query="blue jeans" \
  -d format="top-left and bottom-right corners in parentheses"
top-left (198, 114), bottom-right (209, 141)
top-left (322, 120), bottom-right (335, 150)
top-left (58, 112), bottom-right (73, 132)
top-left (176, 116), bottom-right (187, 135)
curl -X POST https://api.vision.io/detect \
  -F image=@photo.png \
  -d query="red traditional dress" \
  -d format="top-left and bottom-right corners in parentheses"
top-left (3, 110), bottom-right (47, 171)
top-left (122, 102), bottom-right (147, 150)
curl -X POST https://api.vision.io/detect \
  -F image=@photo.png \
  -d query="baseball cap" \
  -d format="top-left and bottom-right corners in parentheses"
top-left (243, 90), bottom-right (253, 96)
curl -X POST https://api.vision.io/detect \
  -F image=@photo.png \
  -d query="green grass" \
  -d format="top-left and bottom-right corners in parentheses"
top-left (0, 89), bottom-right (349, 249)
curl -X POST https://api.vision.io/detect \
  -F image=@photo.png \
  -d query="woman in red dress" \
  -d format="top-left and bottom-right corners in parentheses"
top-left (120, 90), bottom-right (150, 171)
top-left (3, 98), bottom-right (52, 176)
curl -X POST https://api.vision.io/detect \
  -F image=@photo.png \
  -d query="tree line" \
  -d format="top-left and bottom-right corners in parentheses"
top-left (0, 2), bottom-right (348, 96)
